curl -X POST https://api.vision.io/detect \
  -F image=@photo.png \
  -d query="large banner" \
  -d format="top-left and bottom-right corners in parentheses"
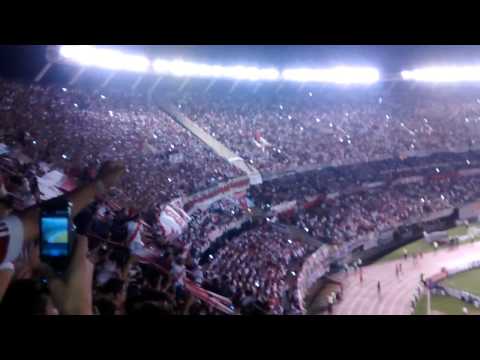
top-left (271, 200), bottom-right (297, 215)
top-left (362, 181), bottom-right (384, 189)
top-left (184, 176), bottom-right (250, 213)
top-left (159, 201), bottom-right (191, 240)
top-left (392, 175), bottom-right (424, 185)
top-left (423, 230), bottom-right (449, 244)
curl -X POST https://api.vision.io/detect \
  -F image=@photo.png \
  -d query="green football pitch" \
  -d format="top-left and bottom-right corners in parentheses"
top-left (377, 225), bottom-right (469, 263)
top-left (439, 268), bottom-right (480, 297)
top-left (414, 294), bottom-right (480, 315)
top-left (409, 224), bottom-right (480, 315)
top-left (413, 267), bottom-right (480, 315)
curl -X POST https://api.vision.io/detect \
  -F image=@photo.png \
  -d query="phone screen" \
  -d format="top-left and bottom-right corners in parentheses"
top-left (41, 215), bottom-right (69, 257)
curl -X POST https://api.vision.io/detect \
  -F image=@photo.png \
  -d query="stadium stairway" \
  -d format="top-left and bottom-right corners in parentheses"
top-left (159, 103), bottom-right (263, 185)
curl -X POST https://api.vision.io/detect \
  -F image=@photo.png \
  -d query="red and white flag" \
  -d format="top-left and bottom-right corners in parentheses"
top-left (159, 201), bottom-right (191, 240)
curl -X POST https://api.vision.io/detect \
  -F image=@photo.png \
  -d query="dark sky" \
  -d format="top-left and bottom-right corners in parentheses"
top-left (2, 45), bottom-right (480, 81)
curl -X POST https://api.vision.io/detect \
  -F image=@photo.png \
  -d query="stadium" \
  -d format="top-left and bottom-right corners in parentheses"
top-left (2, 45), bottom-right (480, 315)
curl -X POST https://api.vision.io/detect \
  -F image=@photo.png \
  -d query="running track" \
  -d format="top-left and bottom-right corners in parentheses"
top-left (322, 241), bottom-right (480, 315)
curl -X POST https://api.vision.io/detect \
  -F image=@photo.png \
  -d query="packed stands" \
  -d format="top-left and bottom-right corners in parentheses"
top-left (4, 72), bottom-right (480, 315)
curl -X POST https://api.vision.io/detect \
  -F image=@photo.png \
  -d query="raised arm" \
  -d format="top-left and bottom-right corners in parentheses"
top-left (0, 161), bottom-right (124, 266)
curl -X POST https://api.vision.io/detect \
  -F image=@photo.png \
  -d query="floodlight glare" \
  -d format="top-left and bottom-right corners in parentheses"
top-left (59, 46), bottom-right (382, 83)
top-left (59, 45), bottom-right (150, 73)
top-left (282, 66), bottom-right (380, 84)
top-left (226, 66), bottom-right (279, 81)
top-left (153, 58), bottom-right (279, 81)
top-left (401, 66), bottom-right (480, 82)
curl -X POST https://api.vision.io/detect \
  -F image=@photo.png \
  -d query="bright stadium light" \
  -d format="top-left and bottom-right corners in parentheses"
top-left (59, 45), bottom-right (150, 73)
top-left (281, 66), bottom-right (380, 84)
top-left (153, 58), bottom-right (280, 81)
top-left (401, 66), bottom-right (480, 82)
top-left (225, 66), bottom-right (279, 81)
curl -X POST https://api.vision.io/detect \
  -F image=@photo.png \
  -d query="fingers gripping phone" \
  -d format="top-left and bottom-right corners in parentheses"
top-left (40, 198), bottom-right (74, 273)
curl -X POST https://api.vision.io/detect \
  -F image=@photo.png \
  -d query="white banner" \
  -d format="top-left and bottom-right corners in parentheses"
top-left (271, 200), bottom-right (297, 215)
top-left (326, 192), bottom-right (339, 199)
top-left (362, 181), bottom-right (384, 189)
top-left (423, 230), bottom-right (449, 244)
top-left (160, 202), bottom-right (191, 239)
top-left (184, 176), bottom-right (250, 214)
top-left (393, 175), bottom-right (424, 185)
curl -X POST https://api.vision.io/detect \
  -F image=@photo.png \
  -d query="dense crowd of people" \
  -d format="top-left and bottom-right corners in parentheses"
top-left (3, 75), bottom-right (480, 315)
top-left (203, 224), bottom-right (316, 314)
top-left (249, 150), bottom-right (480, 208)
top-left (175, 198), bottom-right (248, 255)
top-left (0, 151), bottom-right (230, 314)
top-left (177, 84), bottom-right (480, 173)
top-left (0, 79), bottom-right (241, 210)
top-left (289, 175), bottom-right (480, 247)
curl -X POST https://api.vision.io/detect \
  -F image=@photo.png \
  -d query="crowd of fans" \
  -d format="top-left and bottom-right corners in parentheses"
top-left (177, 84), bottom-right (480, 173)
top-left (0, 79), bottom-right (241, 210)
top-left (175, 198), bottom-right (247, 255)
top-left (0, 150), bottom-right (233, 314)
top-left (289, 175), bottom-right (480, 247)
top-left (3, 76), bottom-right (480, 315)
top-left (203, 224), bottom-right (316, 314)
top-left (250, 150), bottom-right (480, 208)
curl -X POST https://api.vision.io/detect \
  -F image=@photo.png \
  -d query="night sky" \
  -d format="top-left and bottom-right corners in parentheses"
top-left (2, 45), bottom-right (480, 82)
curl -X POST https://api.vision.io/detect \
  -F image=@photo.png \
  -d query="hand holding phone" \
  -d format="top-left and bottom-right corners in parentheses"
top-left (40, 198), bottom-right (73, 274)
top-left (35, 235), bottom-right (94, 315)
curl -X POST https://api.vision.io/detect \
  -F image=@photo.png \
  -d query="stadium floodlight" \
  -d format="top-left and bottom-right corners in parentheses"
top-left (59, 45), bottom-right (150, 73)
top-left (153, 58), bottom-right (280, 81)
top-left (401, 66), bottom-right (480, 82)
top-left (281, 66), bottom-right (380, 84)
top-left (224, 66), bottom-right (280, 81)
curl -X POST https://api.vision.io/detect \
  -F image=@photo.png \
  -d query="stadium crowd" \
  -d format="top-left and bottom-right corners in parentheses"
top-left (3, 76), bottom-right (480, 315)
top-left (0, 79), bottom-right (241, 210)
top-left (177, 85), bottom-right (480, 173)
top-left (175, 198), bottom-right (247, 255)
top-left (203, 224), bottom-right (316, 314)
top-left (249, 150), bottom-right (480, 208)
top-left (289, 175), bottom-right (480, 246)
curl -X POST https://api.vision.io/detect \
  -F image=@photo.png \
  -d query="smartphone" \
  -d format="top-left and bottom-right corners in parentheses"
top-left (40, 199), bottom-right (73, 273)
